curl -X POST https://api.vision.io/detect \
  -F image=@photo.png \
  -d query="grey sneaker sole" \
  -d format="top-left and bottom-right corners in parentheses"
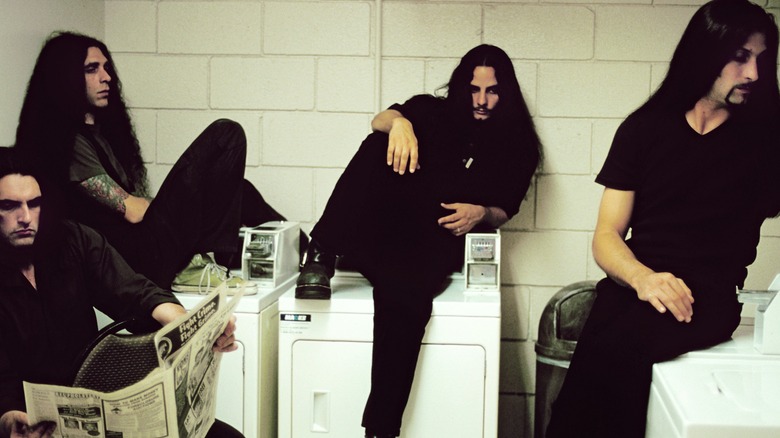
top-left (172, 284), bottom-right (258, 295)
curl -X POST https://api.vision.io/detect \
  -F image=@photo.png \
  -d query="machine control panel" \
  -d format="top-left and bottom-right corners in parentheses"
top-left (464, 231), bottom-right (500, 291)
top-left (241, 221), bottom-right (300, 288)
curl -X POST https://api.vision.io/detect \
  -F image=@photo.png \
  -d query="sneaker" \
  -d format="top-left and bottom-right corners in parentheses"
top-left (172, 253), bottom-right (257, 295)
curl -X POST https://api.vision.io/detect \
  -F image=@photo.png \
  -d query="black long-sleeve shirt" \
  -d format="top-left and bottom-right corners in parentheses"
top-left (0, 221), bottom-right (180, 414)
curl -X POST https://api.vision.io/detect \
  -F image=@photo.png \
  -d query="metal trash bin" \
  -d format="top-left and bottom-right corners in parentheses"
top-left (534, 281), bottom-right (597, 438)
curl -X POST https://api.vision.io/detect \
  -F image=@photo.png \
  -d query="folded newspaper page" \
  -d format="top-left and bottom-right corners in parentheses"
top-left (24, 284), bottom-right (243, 438)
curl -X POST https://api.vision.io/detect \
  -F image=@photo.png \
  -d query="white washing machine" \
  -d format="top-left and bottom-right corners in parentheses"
top-left (175, 274), bottom-right (296, 438)
top-left (646, 321), bottom-right (780, 438)
top-left (278, 272), bottom-right (501, 437)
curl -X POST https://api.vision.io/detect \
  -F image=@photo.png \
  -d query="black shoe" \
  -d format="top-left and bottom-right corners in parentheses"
top-left (295, 240), bottom-right (335, 299)
top-left (365, 433), bottom-right (397, 438)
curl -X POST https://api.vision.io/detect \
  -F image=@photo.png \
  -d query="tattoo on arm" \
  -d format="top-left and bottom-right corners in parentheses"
top-left (79, 174), bottom-right (130, 215)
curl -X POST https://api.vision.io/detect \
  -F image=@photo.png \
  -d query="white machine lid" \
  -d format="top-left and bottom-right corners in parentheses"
top-left (279, 272), bottom-right (500, 317)
top-left (652, 357), bottom-right (780, 436)
top-left (683, 320), bottom-right (776, 360)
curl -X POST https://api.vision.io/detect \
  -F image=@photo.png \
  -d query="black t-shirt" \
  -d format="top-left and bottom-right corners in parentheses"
top-left (596, 110), bottom-right (776, 288)
top-left (66, 125), bottom-right (138, 244)
top-left (390, 95), bottom-right (537, 219)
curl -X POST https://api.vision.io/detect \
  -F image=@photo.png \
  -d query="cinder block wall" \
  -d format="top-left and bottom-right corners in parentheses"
top-left (104, 1), bottom-right (780, 437)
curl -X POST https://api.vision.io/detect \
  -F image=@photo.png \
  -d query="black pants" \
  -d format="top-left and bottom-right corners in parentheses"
top-left (206, 419), bottom-right (244, 437)
top-left (546, 276), bottom-right (742, 438)
top-left (106, 119), bottom-right (284, 288)
top-left (311, 133), bottom-right (463, 436)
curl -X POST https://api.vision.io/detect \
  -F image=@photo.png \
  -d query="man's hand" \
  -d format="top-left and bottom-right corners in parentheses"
top-left (387, 117), bottom-right (420, 175)
top-left (123, 195), bottom-right (150, 224)
top-left (0, 411), bottom-right (55, 438)
top-left (632, 271), bottom-right (694, 322)
top-left (437, 203), bottom-right (486, 236)
top-left (213, 315), bottom-right (238, 353)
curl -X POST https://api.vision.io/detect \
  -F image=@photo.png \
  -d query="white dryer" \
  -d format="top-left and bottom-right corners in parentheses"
top-left (646, 322), bottom-right (780, 438)
top-left (175, 274), bottom-right (296, 438)
top-left (278, 273), bottom-right (500, 438)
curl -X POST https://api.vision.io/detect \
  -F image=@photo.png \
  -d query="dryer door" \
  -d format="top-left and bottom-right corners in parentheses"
top-left (291, 340), bottom-right (486, 437)
top-left (215, 340), bottom-right (245, 432)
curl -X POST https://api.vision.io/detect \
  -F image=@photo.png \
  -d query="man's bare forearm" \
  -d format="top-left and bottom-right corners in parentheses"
top-left (79, 174), bottom-right (150, 223)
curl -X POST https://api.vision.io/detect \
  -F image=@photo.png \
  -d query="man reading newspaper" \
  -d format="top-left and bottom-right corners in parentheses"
top-left (0, 147), bottom-right (241, 437)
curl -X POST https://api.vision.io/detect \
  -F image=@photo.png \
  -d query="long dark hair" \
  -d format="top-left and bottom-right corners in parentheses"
top-left (638, 0), bottom-right (780, 120)
top-left (440, 44), bottom-right (542, 167)
top-left (15, 31), bottom-right (148, 196)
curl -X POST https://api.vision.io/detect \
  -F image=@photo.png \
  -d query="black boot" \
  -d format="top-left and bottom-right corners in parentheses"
top-left (365, 432), bottom-right (397, 438)
top-left (295, 240), bottom-right (336, 299)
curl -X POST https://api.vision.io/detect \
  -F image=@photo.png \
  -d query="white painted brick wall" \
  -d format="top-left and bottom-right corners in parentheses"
top-left (382, 3), bottom-right (482, 57)
top-left (92, 2), bottom-right (780, 437)
top-left (263, 1), bottom-right (371, 55)
top-left (424, 58), bottom-right (462, 93)
top-left (502, 285), bottom-right (531, 340)
top-left (503, 231), bottom-right (590, 285)
top-left (504, 181), bottom-right (537, 231)
top-left (536, 174), bottom-right (602, 231)
top-left (158, 2), bottom-right (263, 55)
top-left (591, 118), bottom-right (622, 173)
top-left (105, 1), bottom-right (156, 53)
top-left (261, 111), bottom-right (371, 167)
top-left (535, 118), bottom-right (592, 175)
top-left (317, 57), bottom-right (376, 112)
top-left (380, 59), bottom-right (426, 110)
top-left (211, 57), bottom-right (316, 110)
top-left (538, 62), bottom-right (651, 117)
top-left (500, 340), bottom-right (537, 394)
top-left (595, 5), bottom-right (697, 61)
top-left (245, 165), bottom-right (315, 222)
top-left (484, 5), bottom-right (595, 60)
top-left (515, 61), bottom-right (539, 116)
top-left (499, 394), bottom-right (533, 438)
top-left (113, 54), bottom-right (209, 109)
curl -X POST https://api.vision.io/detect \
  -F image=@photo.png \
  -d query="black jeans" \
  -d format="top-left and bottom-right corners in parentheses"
top-left (311, 133), bottom-right (463, 436)
top-left (108, 119), bottom-right (282, 288)
top-left (546, 276), bottom-right (742, 438)
top-left (206, 419), bottom-right (244, 437)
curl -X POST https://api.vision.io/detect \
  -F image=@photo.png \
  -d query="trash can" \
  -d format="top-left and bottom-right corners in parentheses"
top-left (534, 281), bottom-right (597, 438)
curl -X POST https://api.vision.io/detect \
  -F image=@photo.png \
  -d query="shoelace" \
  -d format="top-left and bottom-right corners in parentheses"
top-left (197, 261), bottom-right (231, 295)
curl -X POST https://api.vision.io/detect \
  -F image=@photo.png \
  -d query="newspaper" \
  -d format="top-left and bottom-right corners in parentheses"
top-left (23, 284), bottom-right (242, 438)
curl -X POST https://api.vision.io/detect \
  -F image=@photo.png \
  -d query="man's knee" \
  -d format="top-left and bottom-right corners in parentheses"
top-left (207, 118), bottom-right (246, 143)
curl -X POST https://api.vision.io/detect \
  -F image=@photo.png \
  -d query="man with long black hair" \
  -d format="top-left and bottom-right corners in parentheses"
top-left (547, 1), bottom-right (780, 437)
top-left (14, 32), bottom-right (292, 293)
top-left (0, 148), bottom-right (240, 438)
top-left (296, 44), bottom-right (542, 438)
